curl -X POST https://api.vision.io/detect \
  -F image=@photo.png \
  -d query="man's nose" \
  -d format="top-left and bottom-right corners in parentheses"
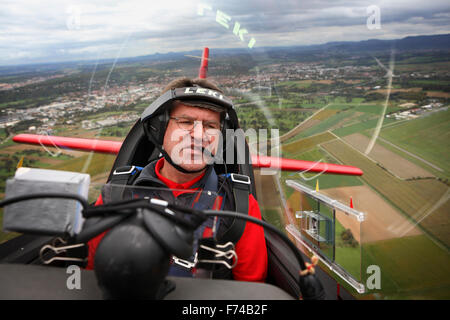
top-left (191, 120), bottom-right (206, 140)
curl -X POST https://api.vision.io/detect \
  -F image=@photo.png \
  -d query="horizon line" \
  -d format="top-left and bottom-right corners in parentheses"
top-left (0, 32), bottom-right (449, 68)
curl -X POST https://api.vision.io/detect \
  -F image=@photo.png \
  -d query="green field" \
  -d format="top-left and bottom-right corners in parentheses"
top-left (294, 100), bottom-right (401, 139)
top-left (51, 153), bottom-right (116, 177)
top-left (86, 111), bottom-right (126, 121)
top-left (275, 80), bottom-right (316, 89)
top-left (322, 139), bottom-right (450, 250)
top-left (369, 135), bottom-right (443, 178)
top-left (311, 109), bottom-right (339, 120)
top-left (332, 117), bottom-right (395, 137)
top-left (0, 97), bottom-right (53, 109)
top-left (99, 123), bottom-right (134, 137)
top-left (362, 235), bottom-right (450, 299)
top-left (262, 208), bottom-right (284, 233)
top-left (282, 131), bottom-right (336, 157)
top-left (409, 79), bottom-right (450, 86)
top-left (296, 110), bottom-right (355, 138)
top-left (394, 61), bottom-right (450, 73)
top-left (328, 103), bottom-right (385, 114)
top-left (379, 108), bottom-right (450, 179)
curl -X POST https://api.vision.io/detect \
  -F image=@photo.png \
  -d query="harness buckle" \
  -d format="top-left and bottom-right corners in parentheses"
top-left (230, 173), bottom-right (251, 185)
top-left (172, 253), bottom-right (198, 269)
top-left (113, 166), bottom-right (136, 175)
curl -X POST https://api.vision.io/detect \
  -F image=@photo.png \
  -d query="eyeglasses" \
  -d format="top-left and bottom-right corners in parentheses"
top-left (170, 116), bottom-right (222, 133)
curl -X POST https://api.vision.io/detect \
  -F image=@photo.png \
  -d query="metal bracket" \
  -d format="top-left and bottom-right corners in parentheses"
top-left (197, 242), bottom-right (238, 269)
top-left (172, 242), bottom-right (238, 270)
top-left (39, 239), bottom-right (86, 264)
top-left (172, 253), bottom-right (198, 269)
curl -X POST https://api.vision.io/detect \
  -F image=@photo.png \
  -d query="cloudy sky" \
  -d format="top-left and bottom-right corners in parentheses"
top-left (1, 0), bottom-right (449, 65)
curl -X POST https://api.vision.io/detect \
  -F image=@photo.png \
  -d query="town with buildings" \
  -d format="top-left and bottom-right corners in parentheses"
top-left (0, 52), bottom-right (448, 137)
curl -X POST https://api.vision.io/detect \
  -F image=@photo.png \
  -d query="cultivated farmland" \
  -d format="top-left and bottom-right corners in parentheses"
top-left (343, 133), bottom-right (434, 179)
top-left (322, 185), bottom-right (422, 243)
top-left (379, 108), bottom-right (450, 179)
top-left (321, 139), bottom-right (450, 250)
top-left (282, 131), bottom-right (336, 157)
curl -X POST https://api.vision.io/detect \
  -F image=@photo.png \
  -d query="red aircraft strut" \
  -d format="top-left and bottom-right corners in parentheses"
top-left (13, 134), bottom-right (363, 176)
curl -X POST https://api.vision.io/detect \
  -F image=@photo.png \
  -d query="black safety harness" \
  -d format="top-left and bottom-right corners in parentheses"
top-left (108, 164), bottom-right (251, 277)
top-left (109, 165), bottom-right (250, 244)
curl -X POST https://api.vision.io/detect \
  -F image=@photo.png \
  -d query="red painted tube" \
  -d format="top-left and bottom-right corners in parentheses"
top-left (198, 47), bottom-right (209, 79)
top-left (251, 155), bottom-right (363, 176)
top-left (12, 134), bottom-right (363, 175)
top-left (13, 134), bottom-right (122, 155)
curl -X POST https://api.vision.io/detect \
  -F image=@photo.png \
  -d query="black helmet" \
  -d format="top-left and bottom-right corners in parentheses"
top-left (108, 82), bottom-right (255, 195)
top-left (140, 85), bottom-right (241, 174)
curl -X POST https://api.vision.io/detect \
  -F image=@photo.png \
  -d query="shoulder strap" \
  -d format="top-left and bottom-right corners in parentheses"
top-left (191, 168), bottom-right (218, 211)
top-left (220, 173), bottom-right (250, 244)
top-left (107, 165), bottom-right (143, 201)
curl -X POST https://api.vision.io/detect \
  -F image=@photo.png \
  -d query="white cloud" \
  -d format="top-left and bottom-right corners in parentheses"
top-left (0, 0), bottom-right (449, 65)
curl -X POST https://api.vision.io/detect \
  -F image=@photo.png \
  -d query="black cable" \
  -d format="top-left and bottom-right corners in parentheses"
top-left (83, 199), bottom-right (148, 217)
top-left (165, 202), bottom-right (206, 221)
top-left (95, 197), bottom-right (149, 208)
top-left (84, 200), bottom-right (306, 270)
top-left (0, 193), bottom-right (89, 210)
top-left (84, 201), bottom-right (201, 230)
top-left (75, 213), bottom-right (134, 244)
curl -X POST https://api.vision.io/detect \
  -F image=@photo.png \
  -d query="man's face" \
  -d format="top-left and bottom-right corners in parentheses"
top-left (163, 102), bottom-right (221, 172)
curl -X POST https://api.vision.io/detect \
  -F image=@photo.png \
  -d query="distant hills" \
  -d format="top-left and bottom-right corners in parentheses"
top-left (312, 34), bottom-right (450, 52)
top-left (128, 33), bottom-right (450, 60)
top-left (1, 33), bottom-right (449, 73)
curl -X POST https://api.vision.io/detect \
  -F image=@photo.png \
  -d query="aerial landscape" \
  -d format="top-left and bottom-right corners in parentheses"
top-left (0, 0), bottom-right (449, 301)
